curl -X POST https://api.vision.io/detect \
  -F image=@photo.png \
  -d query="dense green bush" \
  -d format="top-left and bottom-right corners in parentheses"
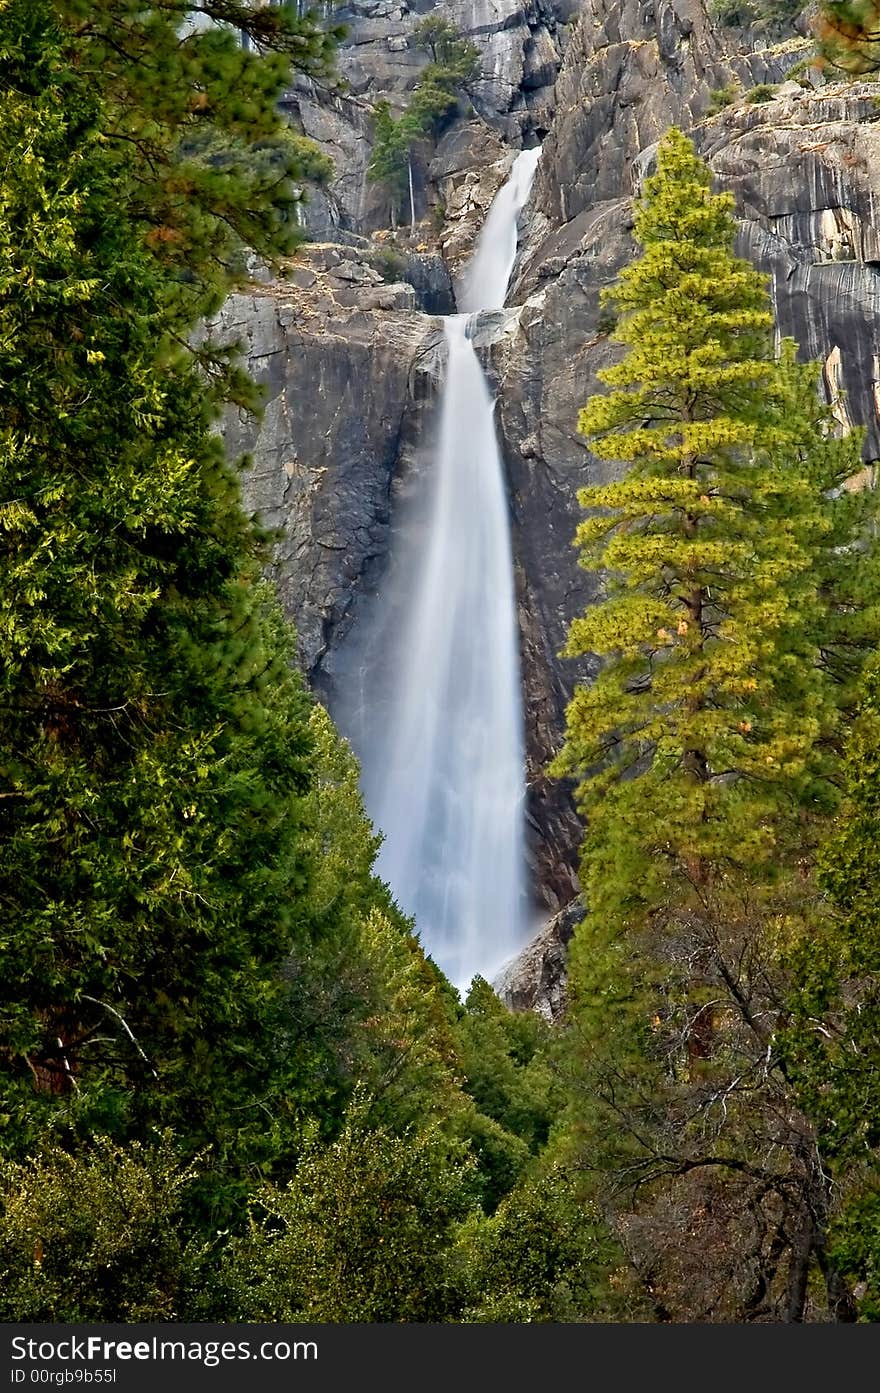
top-left (743, 83), bottom-right (779, 102)
top-left (452, 1167), bottom-right (642, 1322)
top-left (217, 1101), bottom-right (477, 1321)
top-left (0, 1140), bottom-right (205, 1321)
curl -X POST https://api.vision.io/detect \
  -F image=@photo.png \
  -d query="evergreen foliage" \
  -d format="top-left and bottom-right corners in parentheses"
top-left (813, 0), bottom-right (880, 74)
top-left (552, 128), bottom-right (877, 1320)
top-left (783, 663), bottom-right (880, 1318)
top-left (0, 4), bottom-right (333, 1202)
top-left (455, 977), bottom-right (562, 1159)
top-left (553, 129), bottom-right (869, 927)
top-left (52, 0), bottom-right (339, 325)
top-left (0, 1138), bottom-right (205, 1321)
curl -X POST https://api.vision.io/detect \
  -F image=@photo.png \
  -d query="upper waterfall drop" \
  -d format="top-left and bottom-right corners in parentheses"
top-left (367, 145), bottom-right (542, 992)
top-left (459, 146), bottom-right (542, 314)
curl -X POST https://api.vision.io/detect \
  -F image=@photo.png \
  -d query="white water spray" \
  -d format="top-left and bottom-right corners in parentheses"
top-left (460, 146), bottom-right (542, 313)
top-left (372, 147), bottom-right (541, 991)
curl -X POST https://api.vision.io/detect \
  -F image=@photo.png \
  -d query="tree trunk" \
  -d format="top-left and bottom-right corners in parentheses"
top-left (786, 1214), bottom-right (813, 1322)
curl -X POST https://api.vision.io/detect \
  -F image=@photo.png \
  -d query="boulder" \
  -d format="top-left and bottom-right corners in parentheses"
top-left (493, 896), bottom-right (584, 1021)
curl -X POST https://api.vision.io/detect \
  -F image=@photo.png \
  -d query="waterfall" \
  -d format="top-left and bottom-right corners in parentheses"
top-left (460, 147), bottom-right (542, 314)
top-left (369, 147), bottom-right (542, 992)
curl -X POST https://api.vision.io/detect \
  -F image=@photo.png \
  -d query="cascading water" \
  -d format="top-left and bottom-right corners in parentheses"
top-left (370, 147), bottom-right (542, 991)
top-left (459, 146), bottom-right (542, 314)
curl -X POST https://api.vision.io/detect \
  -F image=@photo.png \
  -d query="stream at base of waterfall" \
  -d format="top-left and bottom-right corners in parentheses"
top-left (363, 147), bottom-right (542, 992)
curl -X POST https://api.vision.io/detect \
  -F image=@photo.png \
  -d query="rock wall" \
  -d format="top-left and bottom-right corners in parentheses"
top-left (283, 0), bottom-right (574, 235)
top-left (216, 245), bottom-right (445, 673)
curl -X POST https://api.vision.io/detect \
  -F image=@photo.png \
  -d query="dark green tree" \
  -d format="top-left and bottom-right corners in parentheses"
top-left (0, 2), bottom-right (343, 1214)
top-left (783, 662), bottom-right (880, 1319)
top-left (454, 978), bottom-right (562, 1153)
top-left (53, 0), bottom-right (339, 326)
top-left (410, 14), bottom-right (480, 72)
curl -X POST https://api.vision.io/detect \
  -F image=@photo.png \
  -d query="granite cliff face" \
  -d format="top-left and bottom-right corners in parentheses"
top-left (283, 0), bottom-right (575, 235)
top-left (215, 242), bottom-right (447, 674)
top-left (226, 0), bottom-right (880, 987)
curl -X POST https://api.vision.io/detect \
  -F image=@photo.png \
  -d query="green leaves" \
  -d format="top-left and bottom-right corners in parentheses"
top-left (0, 1137), bottom-right (206, 1322)
top-left (366, 18), bottom-right (480, 217)
top-left (217, 1097), bottom-right (477, 1322)
top-left (0, 6), bottom-right (324, 1199)
top-left (780, 667), bottom-right (880, 1316)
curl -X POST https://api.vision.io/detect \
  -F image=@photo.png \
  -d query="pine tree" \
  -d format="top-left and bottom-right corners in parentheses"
top-left (813, 0), bottom-right (880, 74)
top-left (0, 4), bottom-right (322, 1186)
top-left (551, 129), bottom-right (876, 1320)
top-left (552, 128), bottom-right (869, 927)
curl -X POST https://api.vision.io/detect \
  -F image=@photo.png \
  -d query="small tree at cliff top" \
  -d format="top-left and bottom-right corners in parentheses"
top-left (551, 129), bottom-right (876, 1320)
top-left (367, 18), bottom-right (480, 227)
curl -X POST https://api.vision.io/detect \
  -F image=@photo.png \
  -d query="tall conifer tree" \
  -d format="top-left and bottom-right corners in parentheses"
top-left (553, 128), bottom-right (870, 927)
top-left (552, 129), bottom-right (876, 1320)
top-left (0, 2), bottom-right (322, 1185)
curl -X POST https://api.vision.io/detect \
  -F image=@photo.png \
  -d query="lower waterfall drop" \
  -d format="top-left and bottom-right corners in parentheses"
top-left (373, 315), bottom-right (527, 990)
top-left (371, 147), bottom-right (541, 992)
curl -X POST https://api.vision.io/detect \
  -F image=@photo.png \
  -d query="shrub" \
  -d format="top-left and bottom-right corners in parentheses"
top-left (708, 82), bottom-right (742, 111)
top-left (744, 83), bottom-right (779, 102)
top-left (0, 1139), bottom-right (206, 1321)
top-left (218, 1099), bottom-right (477, 1321)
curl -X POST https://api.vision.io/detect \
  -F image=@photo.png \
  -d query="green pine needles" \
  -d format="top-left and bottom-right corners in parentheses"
top-left (551, 126), bottom-right (880, 1322)
top-left (0, 3), bottom-right (318, 1186)
top-left (553, 128), bottom-right (873, 925)
top-left (52, 0), bottom-right (338, 328)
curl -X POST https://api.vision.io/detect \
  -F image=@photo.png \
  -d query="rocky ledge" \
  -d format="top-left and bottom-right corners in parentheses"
top-left (494, 896), bottom-right (583, 1020)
